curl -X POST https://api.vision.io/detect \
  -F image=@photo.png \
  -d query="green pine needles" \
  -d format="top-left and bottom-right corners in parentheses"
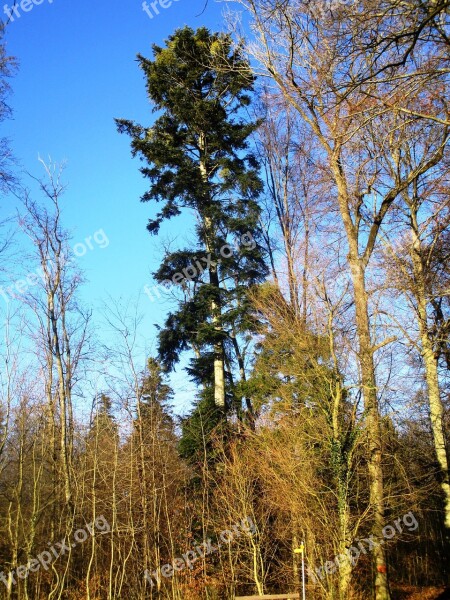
top-left (117, 27), bottom-right (267, 437)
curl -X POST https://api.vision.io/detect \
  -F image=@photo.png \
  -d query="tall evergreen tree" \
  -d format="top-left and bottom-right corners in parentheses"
top-left (138, 357), bottom-right (174, 429)
top-left (87, 393), bottom-right (118, 446)
top-left (117, 27), bottom-right (267, 417)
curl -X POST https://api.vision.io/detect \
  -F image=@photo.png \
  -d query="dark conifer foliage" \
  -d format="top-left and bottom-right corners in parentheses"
top-left (117, 27), bottom-right (267, 419)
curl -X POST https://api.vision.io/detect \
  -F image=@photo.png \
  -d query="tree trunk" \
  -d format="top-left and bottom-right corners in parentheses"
top-left (330, 149), bottom-right (391, 599)
top-left (199, 131), bottom-right (226, 409)
top-left (410, 212), bottom-right (450, 534)
top-left (350, 260), bottom-right (391, 600)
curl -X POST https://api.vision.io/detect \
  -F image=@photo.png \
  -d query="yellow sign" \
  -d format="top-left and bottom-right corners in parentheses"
top-left (294, 544), bottom-right (304, 554)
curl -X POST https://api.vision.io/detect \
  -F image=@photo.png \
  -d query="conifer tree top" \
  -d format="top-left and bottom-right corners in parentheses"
top-left (116, 26), bottom-right (262, 235)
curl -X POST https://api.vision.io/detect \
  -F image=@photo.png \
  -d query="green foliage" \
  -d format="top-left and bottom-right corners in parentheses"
top-left (178, 392), bottom-right (225, 463)
top-left (248, 283), bottom-right (333, 411)
top-left (117, 26), bottom-right (268, 420)
top-left (138, 357), bottom-right (174, 428)
top-left (116, 26), bottom-right (262, 236)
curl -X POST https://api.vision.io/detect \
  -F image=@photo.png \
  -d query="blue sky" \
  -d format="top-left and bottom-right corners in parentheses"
top-left (1, 0), bottom-right (231, 415)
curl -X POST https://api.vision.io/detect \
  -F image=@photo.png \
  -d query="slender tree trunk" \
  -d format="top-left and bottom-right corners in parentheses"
top-left (136, 401), bottom-right (151, 595)
top-left (49, 289), bottom-right (72, 506)
top-left (281, 212), bottom-right (300, 316)
top-left (409, 211), bottom-right (450, 534)
top-left (301, 214), bottom-right (310, 322)
top-left (329, 308), bottom-right (354, 599)
top-left (330, 147), bottom-right (391, 599)
top-left (350, 260), bottom-right (391, 600)
top-left (7, 417), bottom-right (24, 600)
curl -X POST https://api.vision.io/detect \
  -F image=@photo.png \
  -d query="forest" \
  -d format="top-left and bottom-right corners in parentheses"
top-left (0, 0), bottom-right (449, 599)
